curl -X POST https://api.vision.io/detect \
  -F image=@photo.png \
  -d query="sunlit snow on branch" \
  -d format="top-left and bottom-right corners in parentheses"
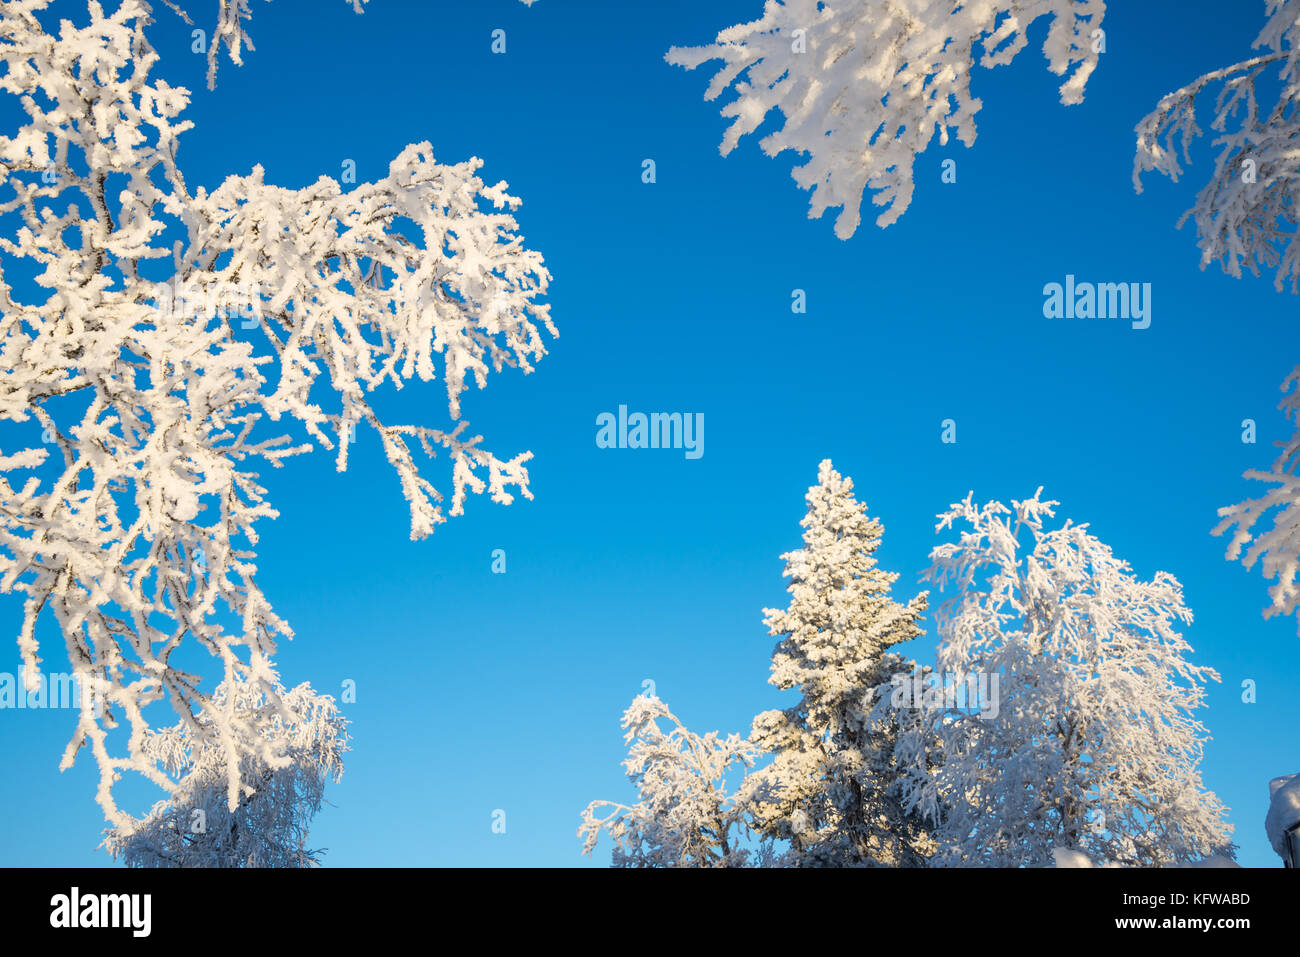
top-left (0, 0), bottom-right (553, 827)
top-left (1134, 0), bottom-right (1300, 291)
top-left (668, 0), bottom-right (1105, 237)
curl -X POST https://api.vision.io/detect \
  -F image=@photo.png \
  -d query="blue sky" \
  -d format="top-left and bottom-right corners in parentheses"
top-left (1, 0), bottom-right (1297, 867)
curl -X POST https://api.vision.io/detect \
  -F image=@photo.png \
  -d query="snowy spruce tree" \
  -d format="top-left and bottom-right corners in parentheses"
top-left (0, 0), bottom-right (554, 831)
top-left (896, 490), bottom-right (1233, 867)
top-left (742, 459), bottom-right (930, 866)
top-left (579, 694), bottom-right (762, 868)
top-left (668, 0), bottom-right (1106, 237)
top-left (103, 674), bottom-right (348, 867)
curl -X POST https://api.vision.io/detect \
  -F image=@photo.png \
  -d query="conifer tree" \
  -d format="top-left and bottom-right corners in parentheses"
top-left (743, 460), bottom-right (930, 866)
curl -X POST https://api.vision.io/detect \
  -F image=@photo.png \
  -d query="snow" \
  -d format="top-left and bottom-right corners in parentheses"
top-left (0, 0), bottom-right (553, 829)
top-left (745, 459), bottom-right (929, 866)
top-left (890, 489), bottom-right (1233, 866)
top-left (103, 675), bottom-right (348, 867)
top-left (1141, 3), bottom-right (1300, 638)
top-left (580, 461), bottom-right (932, 867)
top-left (1053, 848), bottom-right (1239, 868)
top-left (1135, 0), bottom-right (1300, 292)
top-left (578, 695), bottom-right (758, 868)
top-left (1266, 774), bottom-right (1300, 861)
top-left (668, 1), bottom-right (1105, 237)
top-left (1053, 848), bottom-right (1095, 868)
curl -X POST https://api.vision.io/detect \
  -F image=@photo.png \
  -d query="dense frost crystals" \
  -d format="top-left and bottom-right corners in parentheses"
top-left (0, 1), bottom-right (553, 827)
top-left (895, 490), bottom-right (1233, 867)
top-left (668, 0), bottom-right (1105, 237)
top-left (1134, 1), bottom-right (1300, 291)
top-left (744, 459), bottom-right (930, 865)
top-left (103, 675), bottom-right (348, 868)
top-left (578, 695), bottom-right (760, 867)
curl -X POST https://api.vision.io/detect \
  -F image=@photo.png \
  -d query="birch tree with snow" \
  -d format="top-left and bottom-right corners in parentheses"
top-left (742, 459), bottom-right (931, 866)
top-left (1133, 2), bottom-right (1300, 636)
top-left (667, 0), bottom-right (1106, 237)
top-left (0, 0), bottom-right (554, 833)
top-left (579, 694), bottom-right (761, 868)
top-left (896, 490), bottom-right (1233, 867)
top-left (103, 674), bottom-right (348, 867)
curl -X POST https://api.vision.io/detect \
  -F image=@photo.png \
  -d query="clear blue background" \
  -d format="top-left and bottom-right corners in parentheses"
top-left (1, 0), bottom-right (1296, 867)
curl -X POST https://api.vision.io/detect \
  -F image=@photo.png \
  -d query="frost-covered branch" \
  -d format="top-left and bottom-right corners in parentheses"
top-left (668, 0), bottom-right (1105, 237)
top-left (0, 0), bottom-right (553, 826)
top-left (156, 0), bottom-right (540, 90)
top-left (1133, 4), bottom-right (1300, 636)
top-left (150, 1), bottom-right (369, 90)
top-left (1213, 369), bottom-right (1300, 633)
top-left (1134, 0), bottom-right (1300, 290)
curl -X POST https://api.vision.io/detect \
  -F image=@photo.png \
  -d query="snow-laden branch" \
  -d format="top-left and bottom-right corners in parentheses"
top-left (148, 1), bottom-right (369, 90)
top-left (0, 0), bottom-right (554, 825)
top-left (668, 0), bottom-right (1105, 237)
top-left (1134, 0), bottom-right (1300, 290)
top-left (1214, 368), bottom-right (1300, 633)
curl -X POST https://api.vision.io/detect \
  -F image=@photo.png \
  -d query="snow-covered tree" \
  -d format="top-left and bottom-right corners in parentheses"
top-left (898, 489), bottom-right (1233, 867)
top-left (103, 674), bottom-right (348, 867)
top-left (579, 694), bottom-right (761, 868)
top-left (0, 0), bottom-right (554, 828)
top-left (742, 459), bottom-right (930, 866)
top-left (667, 0), bottom-right (1106, 237)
